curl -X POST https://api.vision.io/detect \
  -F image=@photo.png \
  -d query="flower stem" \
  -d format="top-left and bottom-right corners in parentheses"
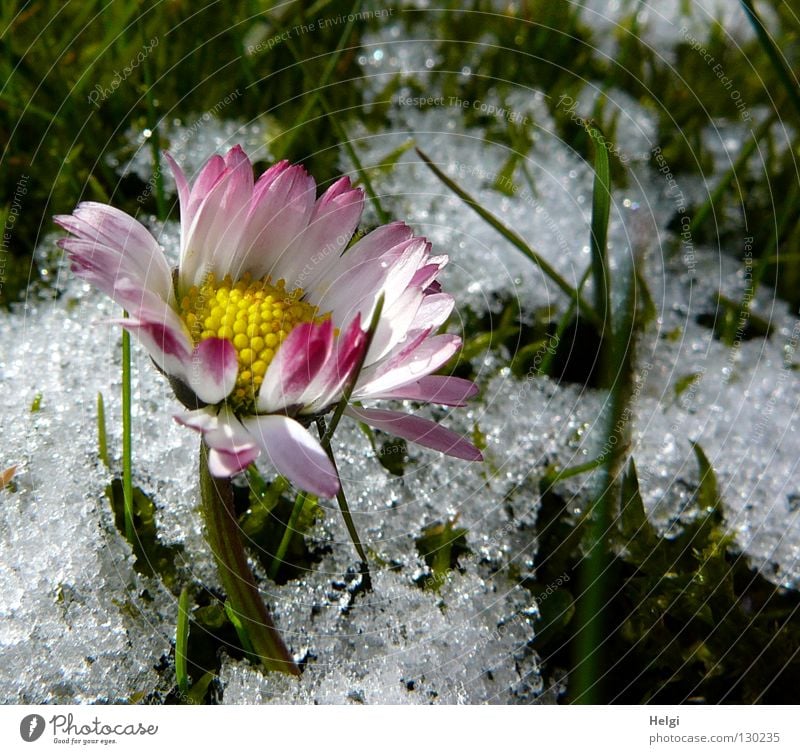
top-left (198, 441), bottom-right (299, 676)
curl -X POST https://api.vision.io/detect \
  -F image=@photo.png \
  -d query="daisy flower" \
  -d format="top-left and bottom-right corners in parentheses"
top-left (55, 146), bottom-right (481, 498)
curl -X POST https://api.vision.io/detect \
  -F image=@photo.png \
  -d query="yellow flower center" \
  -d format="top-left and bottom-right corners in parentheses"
top-left (180, 272), bottom-right (327, 410)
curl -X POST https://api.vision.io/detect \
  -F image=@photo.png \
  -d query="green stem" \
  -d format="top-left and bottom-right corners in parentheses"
top-left (198, 441), bottom-right (299, 676)
top-left (316, 416), bottom-right (370, 570)
top-left (121, 319), bottom-right (134, 544)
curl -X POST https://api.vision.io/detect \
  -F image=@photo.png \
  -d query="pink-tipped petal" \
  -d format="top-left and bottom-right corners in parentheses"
top-left (320, 236), bottom-right (429, 330)
top-left (187, 154), bottom-right (226, 217)
top-left (242, 414), bottom-right (340, 498)
top-left (410, 292), bottom-right (455, 332)
top-left (207, 445), bottom-right (260, 477)
top-left (355, 333), bottom-right (462, 397)
top-left (187, 337), bottom-right (238, 405)
top-left (375, 375), bottom-right (479, 406)
top-left (175, 408), bottom-right (259, 477)
top-left (299, 315), bottom-right (366, 413)
top-left (258, 320), bottom-right (334, 412)
top-left (112, 310), bottom-right (194, 382)
top-left (163, 151), bottom-right (191, 238)
top-left (345, 406), bottom-right (482, 462)
top-left (174, 407), bottom-right (218, 433)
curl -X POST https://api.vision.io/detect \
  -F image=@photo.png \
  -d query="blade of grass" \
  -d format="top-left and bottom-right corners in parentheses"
top-left (541, 455), bottom-right (606, 489)
top-left (690, 112), bottom-right (777, 235)
top-left (416, 147), bottom-right (603, 330)
top-left (268, 490), bottom-right (315, 581)
top-left (588, 124), bottom-right (611, 336)
top-left (539, 265), bottom-right (593, 376)
top-left (571, 252), bottom-right (640, 704)
top-left (176, 585), bottom-right (190, 696)
top-left (740, 0), bottom-right (800, 119)
top-left (121, 320), bottom-right (134, 544)
top-left (97, 391), bottom-right (109, 469)
top-left (140, 18), bottom-right (166, 221)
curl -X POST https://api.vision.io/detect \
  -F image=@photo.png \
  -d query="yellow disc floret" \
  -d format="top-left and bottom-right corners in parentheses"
top-left (180, 272), bottom-right (327, 411)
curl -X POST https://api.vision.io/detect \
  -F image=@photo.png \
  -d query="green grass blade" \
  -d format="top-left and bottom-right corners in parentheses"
top-left (690, 112), bottom-right (777, 235)
top-left (121, 319), bottom-right (134, 544)
top-left (416, 147), bottom-right (603, 330)
top-left (740, 0), bottom-right (800, 119)
top-left (283, 31), bottom-right (391, 223)
top-left (571, 252), bottom-right (640, 703)
top-left (96, 391), bottom-right (109, 469)
top-left (268, 490), bottom-right (314, 581)
top-left (539, 265), bottom-right (593, 377)
top-left (588, 124), bottom-right (612, 335)
top-left (176, 585), bottom-right (191, 696)
top-left (141, 21), bottom-right (166, 221)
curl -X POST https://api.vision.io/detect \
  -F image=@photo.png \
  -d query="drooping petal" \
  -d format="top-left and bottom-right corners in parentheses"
top-left (186, 337), bottom-right (239, 405)
top-left (345, 406), bottom-right (482, 462)
top-left (355, 333), bottom-right (462, 398)
top-left (115, 314), bottom-right (193, 380)
top-left (257, 319), bottom-right (334, 413)
top-left (242, 414), bottom-right (340, 497)
top-left (54, 203), bottom-right (173, 304)
top-left (175, 408), bottom-right (259, 477)
top-left (373, 375), bottom-right (479, 406)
